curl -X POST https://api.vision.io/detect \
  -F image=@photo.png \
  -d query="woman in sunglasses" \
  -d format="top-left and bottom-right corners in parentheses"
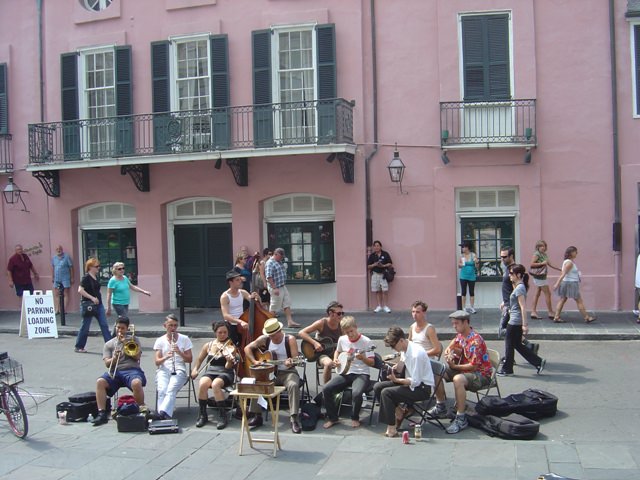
top-left (106, 261), bottom-right (151, 318)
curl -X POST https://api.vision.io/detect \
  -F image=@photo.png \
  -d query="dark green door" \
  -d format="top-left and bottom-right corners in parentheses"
top-left (174, 223), bottom-right (232, 307)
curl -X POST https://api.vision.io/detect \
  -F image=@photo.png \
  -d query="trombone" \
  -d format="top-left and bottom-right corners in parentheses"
top-left (108, 324), bottom-right (140, 379)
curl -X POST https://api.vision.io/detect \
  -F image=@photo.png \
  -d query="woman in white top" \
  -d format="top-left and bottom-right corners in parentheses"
top-left (552, 246), bottom-right (595, 323)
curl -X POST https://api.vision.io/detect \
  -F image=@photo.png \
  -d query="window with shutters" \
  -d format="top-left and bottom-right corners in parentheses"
top-left (632, 24), bottom-right (640, 117)
top-left (272, 26), bottom-right (316, 144)
top-left (253, 24), bottom-right (336, 147)
top-left (172, 35), bottom-right (211, 150)
top-left (79, 47), bottom-right (116, 157)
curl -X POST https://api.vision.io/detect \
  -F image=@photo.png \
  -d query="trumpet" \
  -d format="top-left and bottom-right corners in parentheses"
top-left (108, 324), bottom-right (139, 379)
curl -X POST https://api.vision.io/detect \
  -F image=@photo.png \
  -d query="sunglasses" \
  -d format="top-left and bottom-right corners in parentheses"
top-left (116, 267), bottom-right (124, 270)
top-left (331, 311), bottom-right (344, 316)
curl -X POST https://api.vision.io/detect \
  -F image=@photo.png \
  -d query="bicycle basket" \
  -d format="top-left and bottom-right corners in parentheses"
top-left (0, 356), bottom-right (24, 385)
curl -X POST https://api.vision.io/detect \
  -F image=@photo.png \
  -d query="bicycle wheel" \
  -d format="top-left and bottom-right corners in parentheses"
top-left (3, 385), bottom-right (28, 438)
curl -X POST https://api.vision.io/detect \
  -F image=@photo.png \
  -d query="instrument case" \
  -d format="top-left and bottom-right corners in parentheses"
top-left (148, 419), bottom-right (179, 434)
top-left (68, 391), bottom-right (96, 403)
top-left (116, 413), bottom-right (148, 432)
top-left (56, 401), bottom-right (98, 422)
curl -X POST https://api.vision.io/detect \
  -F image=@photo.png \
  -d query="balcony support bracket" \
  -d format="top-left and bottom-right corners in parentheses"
top-left (120, 164), bottom-right (150, 192)
top-left (32, 170), bottom-right (60, 198)
top-left (337, 152), bottom-right (354, 184)
top-left (227, 158), bottom-right (248, 186)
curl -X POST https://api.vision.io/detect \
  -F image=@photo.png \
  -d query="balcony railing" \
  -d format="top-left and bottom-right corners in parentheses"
top-left (0, 134), bottom-right (12, 172)
top-left (440, 99), bottom-right (536, 148)
top-left (28, 98), bottom-right (354, 165)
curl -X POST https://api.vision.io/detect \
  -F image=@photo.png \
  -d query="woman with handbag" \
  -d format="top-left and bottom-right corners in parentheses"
top-left (529, 240), bottom-right (561, 319)
top-left (74, 257), bottom-right (111, 353)
top-left (552, 246), bottom-right (596, 323)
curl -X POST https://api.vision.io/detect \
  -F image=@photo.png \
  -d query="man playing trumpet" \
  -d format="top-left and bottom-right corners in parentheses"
top-left (92, 316), bottom-right (146, 426)
top-left (192, 321), bottom-right (240, 429)
top-left (153, 314), bottom-right (193, 420)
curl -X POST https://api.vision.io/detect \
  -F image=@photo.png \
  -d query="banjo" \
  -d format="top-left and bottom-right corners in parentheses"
top-left (335, 345), bottom-right (376, 375)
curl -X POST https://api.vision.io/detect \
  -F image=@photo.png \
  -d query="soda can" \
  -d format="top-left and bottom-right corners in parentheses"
top-left (402, 431), bottom-right (410, 444)
top-left (414, 424), bottom-right (422, 440)
top-left (57, 410), bottom-right (68, 425)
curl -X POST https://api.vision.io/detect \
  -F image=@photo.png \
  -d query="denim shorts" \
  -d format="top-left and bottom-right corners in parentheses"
top-left (100, 367), bottom-right (146, 397)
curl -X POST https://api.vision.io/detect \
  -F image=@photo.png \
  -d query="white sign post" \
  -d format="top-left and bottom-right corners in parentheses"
top-left (19, 290), bottom-right (59, 339)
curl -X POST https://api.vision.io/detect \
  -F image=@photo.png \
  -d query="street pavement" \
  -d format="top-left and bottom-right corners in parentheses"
top-left (0, 307), bottom-right (639, 479)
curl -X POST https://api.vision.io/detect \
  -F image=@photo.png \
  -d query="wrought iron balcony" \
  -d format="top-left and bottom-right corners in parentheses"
top-left (440, 99), bottom-right (536, 148)
top-left (28, 98), bottom-right (354, 165)
top-left (0, 134), bottom-right (12, 172)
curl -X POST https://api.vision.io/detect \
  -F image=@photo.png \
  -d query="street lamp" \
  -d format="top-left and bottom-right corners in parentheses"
top-left (387, 145), bottom-right (407, 195)
top-left (2, 177), bottom-right (28, 211)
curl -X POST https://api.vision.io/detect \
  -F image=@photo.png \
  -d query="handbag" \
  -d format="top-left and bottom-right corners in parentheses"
top-left (529, 265), bottom-right (547, 278)
top-left (80, 299), bottom-right (98, 318)
top-left (383, 267), bottom-right (396, 282)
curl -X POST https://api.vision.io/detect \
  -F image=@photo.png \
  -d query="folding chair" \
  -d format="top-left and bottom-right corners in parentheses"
top-left (400, 359), bottom-right (447, 431)
top-left (467, 348), bottom-right (502, 401)
top-left (154, 363), bottom-right (196, 412)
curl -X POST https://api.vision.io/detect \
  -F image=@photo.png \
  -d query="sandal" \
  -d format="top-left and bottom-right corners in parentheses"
top-left (74, 348), bottom-right (87, 353)
top-left (553, 317), bottom-right (566, 323)
top-left (530, 313), bottom-right (540, 319)
top-left (584, 317), bottom-right (596, 323)
top-left (384, 431), bottom-right (399, 438)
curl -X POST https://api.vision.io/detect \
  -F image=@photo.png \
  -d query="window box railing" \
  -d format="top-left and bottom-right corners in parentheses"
top-left (440, 99), bottom-right (536, 148)
top-left (0, 134), bottom-right (12, 172)
top-left (28, 98), bottom-right (354, 165)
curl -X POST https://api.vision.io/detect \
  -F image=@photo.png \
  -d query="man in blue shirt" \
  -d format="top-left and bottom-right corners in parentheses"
top-left (51, 245), bottom-right (73, 314)
top-left (265, 248), bottom-right (299, 327)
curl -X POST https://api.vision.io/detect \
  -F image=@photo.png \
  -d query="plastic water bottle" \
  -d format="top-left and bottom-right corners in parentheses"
top-left (87, 413), bottom-right (94, 423)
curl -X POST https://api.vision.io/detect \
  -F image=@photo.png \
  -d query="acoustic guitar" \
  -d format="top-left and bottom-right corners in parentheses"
top-left (300, 336), bottom-right (335, 362)
top-left (244, 349), bottom-right (305, 374)
top-left (335, 345), bottom-right (376, 375)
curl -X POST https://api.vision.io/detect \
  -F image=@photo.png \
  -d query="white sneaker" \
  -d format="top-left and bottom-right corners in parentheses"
top-left (383, 306), bottom-right (391, 313)
top-left (468, 307), bottom-right (477, 314)
top-left (633, 310), bottom-right (640, 316)
top-left (464, 307), bottom-right (472, 313)
top-left (374, 306), bottom-right (383, 313)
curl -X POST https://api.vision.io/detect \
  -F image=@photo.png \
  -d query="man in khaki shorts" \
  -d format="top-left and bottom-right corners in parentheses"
top-left (427, 310), bottom-right (492, 434)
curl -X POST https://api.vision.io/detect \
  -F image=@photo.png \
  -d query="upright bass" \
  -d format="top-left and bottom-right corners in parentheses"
top-left (238, 254), bottom-right (274, 377)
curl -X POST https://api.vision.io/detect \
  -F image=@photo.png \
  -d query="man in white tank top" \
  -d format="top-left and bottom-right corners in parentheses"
top-left (407, 300), bottom-right (442, 359)
top-left (220, 270), bottom-right (259, 344)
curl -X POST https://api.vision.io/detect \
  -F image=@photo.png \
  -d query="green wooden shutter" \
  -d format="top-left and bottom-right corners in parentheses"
top-left (151, 40), bottom-right (171, 153)
top-left (462, 15), bottom-right (510, 102)
top-left (0, 63), bottom-right (7, 134)
top-left (316, 24), bottom-right (337, 144)
top-left (115, 45), bottom-right (133, 155)
top-left (61, 52), bottom-right (80, 160)
top-left (210, 34), bottom-right (230, 150)
top-left (252, 29), bottom-right (273, 147)
top-left (635, 25), bottom-right (640, 115)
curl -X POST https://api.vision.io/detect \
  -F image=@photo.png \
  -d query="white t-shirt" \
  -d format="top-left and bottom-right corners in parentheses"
top-left (153, 333), bottom-right (193, 373)
top-left (336, 333), bottom-right (374, 375)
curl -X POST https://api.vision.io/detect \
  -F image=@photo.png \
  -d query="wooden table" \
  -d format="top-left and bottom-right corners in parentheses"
top-left (230, 386), bottom-right (285, 457)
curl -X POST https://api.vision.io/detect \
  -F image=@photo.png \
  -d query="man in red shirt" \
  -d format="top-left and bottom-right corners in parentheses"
top-left (7, 244), bottom-right (39, 299)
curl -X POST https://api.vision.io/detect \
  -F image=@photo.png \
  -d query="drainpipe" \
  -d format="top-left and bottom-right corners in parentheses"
top-left (364, 0), bottom-right (379, 310)
top-left (609, 0), bottom-right (621, 310)
top-left (37, 0), bottom-right (44, 122)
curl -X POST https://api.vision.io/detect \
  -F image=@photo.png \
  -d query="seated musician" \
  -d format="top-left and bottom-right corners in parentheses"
top-left (428, 310), bottom-right (492, 434)
top-left (244, 319), bottom-right (302, 434)
top-left (378, 326), bottom-right (435, 438)
top-left (408, 300), bottom-right (442, 359)
top-left (220, 270), bottom-right (256, 346)
top-left (153, 314), bottom-right (193, 420)
top-left (322, 316), bottom-right (375, 429)
top-left (192, 321), bottom-right (240, 429)
top-left (92, 316), bottom-right (146, 426)
top-left (297, 301), bottom-right (343, 385)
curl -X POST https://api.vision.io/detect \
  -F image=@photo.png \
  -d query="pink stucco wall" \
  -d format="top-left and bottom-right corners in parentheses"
top-left (0, 0), bottom-right (639, 313)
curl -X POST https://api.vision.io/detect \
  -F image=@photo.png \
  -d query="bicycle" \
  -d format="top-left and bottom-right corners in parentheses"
top-left (0, 352), bottom-right (28, 438)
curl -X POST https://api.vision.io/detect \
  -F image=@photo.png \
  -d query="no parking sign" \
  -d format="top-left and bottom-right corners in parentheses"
top-left (19, 291), bottom-right (59, 339)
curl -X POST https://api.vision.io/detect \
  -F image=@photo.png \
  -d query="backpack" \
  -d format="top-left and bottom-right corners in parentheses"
top-left (300, 402), bottom-right (321, 431)
top-left (467, 412), bottom-right (540, 440)
top-left (116, 394), bottom-right (139, 416)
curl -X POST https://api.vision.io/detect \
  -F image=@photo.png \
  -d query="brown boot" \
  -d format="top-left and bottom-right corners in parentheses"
top-left (196, 400), bottom-right (208, 428)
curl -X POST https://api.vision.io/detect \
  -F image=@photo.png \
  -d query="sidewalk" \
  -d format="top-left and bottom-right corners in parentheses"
top-left (1, 307), bottom-right (639, 340)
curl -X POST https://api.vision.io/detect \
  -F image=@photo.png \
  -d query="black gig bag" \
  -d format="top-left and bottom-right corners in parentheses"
top-left (68, 391), bottom-right (96, 403)
top-left (476, 389), bottom-right (558, 419)
top-left (468, 412), bottom-right (540, 440)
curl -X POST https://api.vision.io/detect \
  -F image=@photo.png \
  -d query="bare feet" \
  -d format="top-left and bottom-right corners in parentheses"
top-left (323, 419), bottom-right (339, 429)
top-left (384, 428), bottom-right (398, 437)
top-left (351, 419), bottom-right (361, 428)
